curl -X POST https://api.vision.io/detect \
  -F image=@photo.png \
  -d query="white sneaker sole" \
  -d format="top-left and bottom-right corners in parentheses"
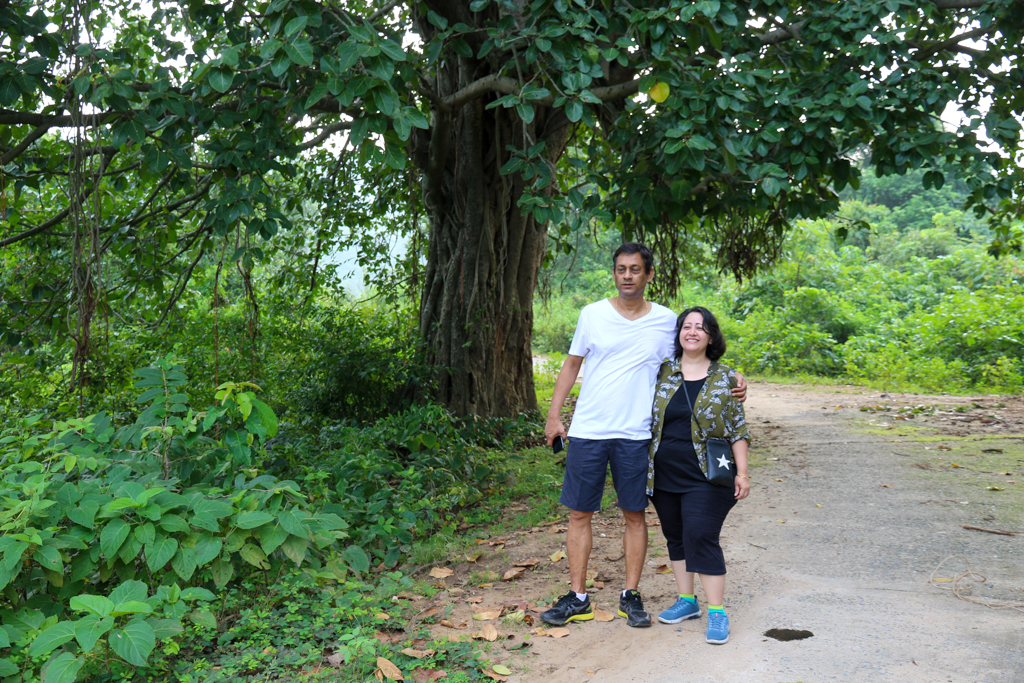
top-left (657, 611), bottom-right (701, 624)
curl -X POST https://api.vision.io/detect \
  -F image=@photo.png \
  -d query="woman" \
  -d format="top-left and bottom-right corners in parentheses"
top-left (646, 306), bottom-right (750, 644)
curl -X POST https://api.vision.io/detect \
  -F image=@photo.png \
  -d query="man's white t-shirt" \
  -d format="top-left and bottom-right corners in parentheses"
top-left (566, 299), bottom-right (676, 440)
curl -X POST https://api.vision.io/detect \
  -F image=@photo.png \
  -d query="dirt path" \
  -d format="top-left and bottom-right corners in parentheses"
top-left (418, 384), bottom-right (1024, 683)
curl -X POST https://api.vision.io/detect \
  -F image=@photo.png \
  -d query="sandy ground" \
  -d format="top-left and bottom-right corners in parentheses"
top-left (409, 384), bottom-right (1024, 683)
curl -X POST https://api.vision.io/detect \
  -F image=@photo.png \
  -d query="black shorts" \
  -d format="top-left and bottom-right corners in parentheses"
top-left (559, 437), bottom-right (650, 512)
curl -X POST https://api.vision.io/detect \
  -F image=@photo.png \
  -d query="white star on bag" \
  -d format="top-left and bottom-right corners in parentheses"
top-left (717, 454), bottom-right (731, 470)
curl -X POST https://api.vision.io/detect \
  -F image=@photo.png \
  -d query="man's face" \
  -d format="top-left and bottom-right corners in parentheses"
top-left (613, 252), bottom-right (653, 298)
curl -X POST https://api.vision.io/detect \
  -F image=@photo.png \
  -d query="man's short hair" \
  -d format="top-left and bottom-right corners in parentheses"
top-left (612, 242), bottom-right (654, 273)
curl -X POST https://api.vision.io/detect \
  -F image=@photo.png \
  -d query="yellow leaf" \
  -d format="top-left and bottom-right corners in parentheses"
top-left (549, 549), bottom-right (566, 562)
top-left (492, 665), bottom-right (512, 675)
top-left (472, 610), bottom-right (502, 621)
top-left (465, 552), bottom-right (482, 563)
top-left (429, 567), bottom-right (453, 579)
top-left (529, 627), bottom-right (548, 637)
top-left (648, 82), bottom-right (670, 103)
top-left (933, 578), bottom-right (953, 583)
top-left (655, 564), bottom-right (671, 574)
top-left (376, 657), bottom-right (404, 681)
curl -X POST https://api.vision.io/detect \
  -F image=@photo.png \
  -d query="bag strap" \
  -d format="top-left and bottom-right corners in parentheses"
top-left (677, 378), bottom-right (708, 442)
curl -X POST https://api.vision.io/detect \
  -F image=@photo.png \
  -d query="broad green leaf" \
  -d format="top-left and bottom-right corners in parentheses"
top-left (284, 15), bottom-right (308, 37)
top-left (111, 601), bottom-right (153, 617)
top-left (284, 38), bottom-right (313, 66)
top-left (171, 547), bottom-right (198, 581)
top-left (0, 628), bottom-right (8, 648)
top-left (100, 518), bottom-right (130, 558)
top-left (180, 587), bottom-right (215, 601)
top-left (146, 617), bottom-right (183, 639)
top-left (211, 557), bottom-right (234, 587)
top-left (208, 67), bottom-right (234, 93)
top-left (239, 543), bottom-right (270, 569)
top-left (109, 579), bottom-right (148, 605)
top-left (28, 621), bottom-right (76, 657)
top-left (0, 659), bottom-right (18, 677)
top-left (145, 535), bottom-right (178, 572)
top-left (67, 502), bottom-right (98, 529)
top-left (258, 524), bottom-right (288, 555)
top-left (134, 523), bottom-right (155, 546)
top-left (40, 652), bottom-right (84, 683)
top-left (189, 609), bottom-right (218, 629)
top-left (194, 535), bottom-right (222, 566)
top-left (33, 546), bottom-right (63, 571)
top-left (235, 511), bottom-right (275, 529)
top-left (344, 545), bottom-right (370, 573)
top-left (277, 509), bottom-right (308, 537)
top-left (109, 620), bottom-right (155, 667)
top-left (74, 615), bottom-right (113, 653)
top-left (69, 594), bottom-right (114, 618)
top-left (280, 535), bottom-right (307, 565)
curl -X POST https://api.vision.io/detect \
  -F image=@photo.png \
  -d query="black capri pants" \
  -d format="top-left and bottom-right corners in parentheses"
top-left (650, 488), bottom-right (736, 575)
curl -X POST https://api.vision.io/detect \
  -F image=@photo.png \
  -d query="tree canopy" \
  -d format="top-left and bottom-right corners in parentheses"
top-left (2, 0), bottom-right (1023, 415)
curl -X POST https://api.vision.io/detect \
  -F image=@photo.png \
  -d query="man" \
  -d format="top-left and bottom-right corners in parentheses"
top-left (541, 242), bottom-right (747, 628)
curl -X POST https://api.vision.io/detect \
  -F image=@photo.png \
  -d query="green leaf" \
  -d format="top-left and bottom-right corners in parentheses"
top-left (40, 652), bottom-right (84, 683)
top-left (249, 398), bottom-right (278, 438)
top-left (68, 502), bottom-right (98, 529)
top-left (259, 524), bottom-right (288, 555)
top-left (239, 543), bottom-right (270, 569)
top-left (189, 609), bottom-right (218, 629)
top-left (74, 615), bottom-right (113, 653)
top-left (284, 38), bottom-right (314, 66)
top-left (0, 659), bottom-right (18, 677)
top-left (211, 557), bottom-right (234, 587)
top-left (100, 518), bottom-right (130, 558)
top-left (565, 100), bottom-right (583, 122)
top-left (111, 601), bottom-right (153, 617)
top-left (134, 523), bottom-right (156, 546)
top-left (109, 620), bottom-right (156, 667)
top-left (109, 579), bottom-right (148, 605)
top-left (277, 509), bottom-right (308, 537)
top-left (194, 536), bottom-right (222, 566)
top-left (235, 511), bottom-right (275, 529)
top-left (344, 545), bottom-right (370, 573)
top-left (280, 535), bottom-right (307, 565)
top-left (180, 587), bottom-right (216, 601)
top-left (69, 594), bottom-right (115, 618)
top-left (208, 67), bottom-right (234, 93)
top-left (0, 76), bottom-right (22, 107)
top-left (146, 618), bottom-right (183, 639)
top-left (171, 547), bottom-right (198, 582)
top-left (33, 546), bottom-right (63, 571)
top-left (0, 628), bottom-right (8, 648)
top-left (145, 536), bottom-right (178, 572)
top-left (305, 82), bottom-right (330, 110)
top-left (284, 15), bottom-right (308, 37)
top-left (28, 621), bottom-right (76, 657)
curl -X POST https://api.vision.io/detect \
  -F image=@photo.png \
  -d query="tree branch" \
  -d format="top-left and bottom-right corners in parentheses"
top-left (297, 121), bottom-right (353, 151)
top-left (441, 74), bottom-right (642, 111)
top-left (917, 25), bottom-right (994, 58)
top-left (932, 0), bottom-right (988, 8)
top-left (0, 124), bottom-right (50, 165)
top-left (759, 21), bottom-right (806, 45)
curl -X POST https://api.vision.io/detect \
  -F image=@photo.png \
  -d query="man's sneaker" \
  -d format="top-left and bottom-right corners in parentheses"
top-left (617, 590), bottom-right (652, 628)
top-left (706, 611), bottom-right (729, 644)
top-left (540, 592), bottom-right (594, 626)
top-left (658, 597), bottom-right (701, 624)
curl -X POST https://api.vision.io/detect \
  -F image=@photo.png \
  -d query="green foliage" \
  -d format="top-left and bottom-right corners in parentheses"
top-left (0, 358), bottom-right (352, 681)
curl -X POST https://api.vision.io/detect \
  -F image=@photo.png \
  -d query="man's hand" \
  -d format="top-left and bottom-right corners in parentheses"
top-left (731, 372), bottom-right (748, 403)
top-left (545, 415), bottom-right (568, 447)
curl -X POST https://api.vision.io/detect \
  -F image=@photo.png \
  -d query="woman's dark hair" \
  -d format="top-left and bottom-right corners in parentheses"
top-left (674, 306), bottom-right (727, 362)
top-left (612, 242), bottom-right (654, 273)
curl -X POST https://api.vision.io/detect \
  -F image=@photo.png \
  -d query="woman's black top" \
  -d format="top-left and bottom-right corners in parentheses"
top-left (653, 378), bottom-right (719, 493)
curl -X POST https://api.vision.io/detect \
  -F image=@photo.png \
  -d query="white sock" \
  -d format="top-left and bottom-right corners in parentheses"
top-left (574, 591), bottom-right (587, 602)
top-left (622, 589), bottom-right (632, 597)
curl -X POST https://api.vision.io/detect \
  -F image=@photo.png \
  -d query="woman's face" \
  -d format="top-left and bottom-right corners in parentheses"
top-left (679, 312), bottom-right (710, 356)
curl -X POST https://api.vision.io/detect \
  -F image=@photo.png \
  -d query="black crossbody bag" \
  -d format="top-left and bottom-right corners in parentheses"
top-left (679, 382), bottom-right (735, 488)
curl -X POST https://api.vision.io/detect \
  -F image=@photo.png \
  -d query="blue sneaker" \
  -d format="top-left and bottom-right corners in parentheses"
top-left (706, 611), bottom-right (729, 644)
top-left (658, 597), bottom-right (701, 624)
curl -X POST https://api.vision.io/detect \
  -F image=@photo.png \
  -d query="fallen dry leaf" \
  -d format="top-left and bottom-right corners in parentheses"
top-left (549, 549), bottom-right (566, 562)
top-left (593, 580), bottom-right (605, 589)
top-left (448, 588), bottom-right (464, 597)
top-left (395, 592), bottom-right (424, 602)
top-left (465, 552), bottom-right (482, 563)
top-left (466, 596), bottom-right (483, 603)
top-left (326, 653), bottom-right (345, 667)
top-left (476, 623), bottom-right (498, 642)
top-left (376, 613), bottom-right (391, 620)
top-left (547, 627), bottom-right (570, 638)
top-left (646, 519), bottom-right (661, 527)
top-left (439, 619), bottom-right (467, 629)
top-left (410, 667), bottom-right (447, 683)
top-left (502, 567), bottom-right (525, 582)
top-left (429, 567), bottom-right (454, 579)
top-left (503, 610), bottom-right (526, 623)
top-left (530, 627), bottom-right (548, 636)
top-left (523, 614), bottom-right (534, 626)
top-left (474, 539), bottom-right (488, 545)
top-left (593, 609), bottom-right (615, 622)
top-left (373, 631), bottom-right (405, 644)
top-left (492, 665), bottom-right (512, 675)
top-left (481, 670), bottom-right (508, 682)
top-left (528, 604), bottom-right (545, 613)
top-left (472, 610), bottom-right (502, 621)
top-left (416, 607), bottom-right (439, 619)
top-left (401, 648), bottom-right (436, 659)
top-left (376, 657), bottom-right (404, 681)
top-left (513, 558), bottom-right (539, 568)
top-left (655, 564), bottom-right (672, 574)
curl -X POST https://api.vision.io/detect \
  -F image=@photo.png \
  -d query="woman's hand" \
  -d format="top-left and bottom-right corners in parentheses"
top-left (734, 474), bottom-right (750, 500)
top-left (731, 372), bottom-right (748, 403)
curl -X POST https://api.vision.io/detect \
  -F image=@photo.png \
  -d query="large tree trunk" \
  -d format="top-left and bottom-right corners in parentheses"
top-left (414, 63), bottom-right (571, 417)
